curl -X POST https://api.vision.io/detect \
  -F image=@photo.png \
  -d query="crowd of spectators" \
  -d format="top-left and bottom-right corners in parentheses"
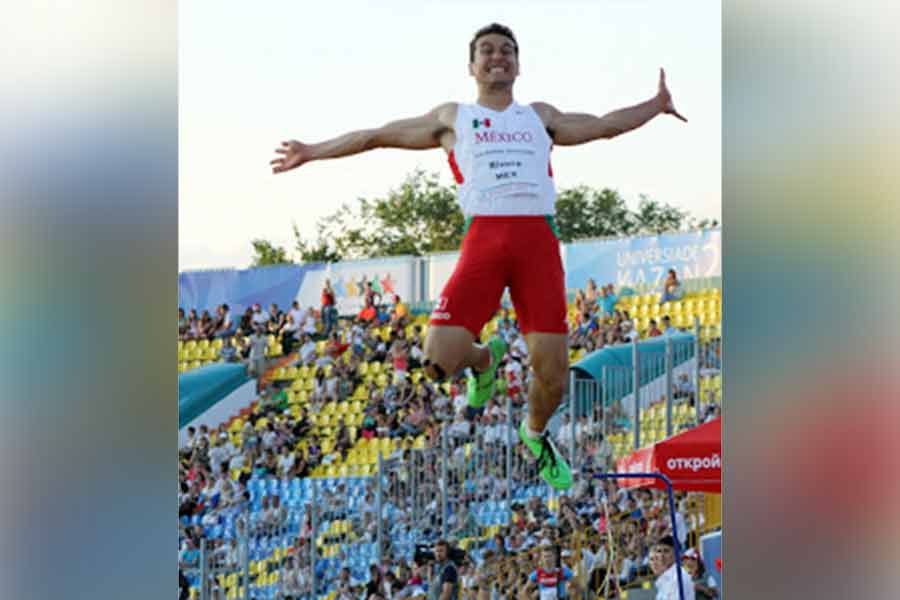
top-left (178, 274), bottom-right (721, 600)
top-left (568, 272), bottom-right (693, 355)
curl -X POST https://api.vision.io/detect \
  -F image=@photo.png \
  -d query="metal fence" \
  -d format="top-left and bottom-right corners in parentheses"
top-left (182, 322), bottom-right (722, 600)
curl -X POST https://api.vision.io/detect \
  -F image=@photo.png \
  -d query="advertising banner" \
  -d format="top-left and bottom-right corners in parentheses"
top-left (296, 256), bottom-right (418, 316)
top-left (178, 264), bottom-right (325, 315)
top-left (565, 229), bottom-right (721, 290)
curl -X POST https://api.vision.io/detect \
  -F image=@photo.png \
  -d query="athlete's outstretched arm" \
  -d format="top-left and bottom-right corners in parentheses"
top-left (533, 68), bottom-right (686, 146)
top-left (270, 103), bottom-right (455, 174)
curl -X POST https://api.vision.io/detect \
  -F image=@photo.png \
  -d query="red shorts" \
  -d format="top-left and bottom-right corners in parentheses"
top-left (430, 216), bottom-right (568, 336)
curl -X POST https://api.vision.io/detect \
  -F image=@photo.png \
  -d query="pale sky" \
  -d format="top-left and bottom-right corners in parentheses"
top-left (178, 0), bottom-right (721, 270)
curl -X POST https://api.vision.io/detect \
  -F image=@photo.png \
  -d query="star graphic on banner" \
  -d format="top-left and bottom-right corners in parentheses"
top-left (380, 274), bottom-right (395, 294)
top-left (370, 276), bottom-right (383, 294)
top-left (344, 278), bottom-right (358, 297)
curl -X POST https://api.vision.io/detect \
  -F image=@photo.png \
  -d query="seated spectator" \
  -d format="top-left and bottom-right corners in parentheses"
top-left (280, 314), bottom-right (301, 354)
top-left (213, 304), bottom-right (236, 339)
top-left (277, 444), bottom-right (295, 478)
top-left (306, 436), bottom-right (322, 467)
top-left (196, 310), bottom-right (214, 339)
top-left (297, 334), bottom-right (318, 365)
top-left (620, 319), bottom-right (639, 343)
top-left (178, 307), bottom-right (189, 338)
top-left (390, 335), bottom-right (410, 383)
top-left (648, 319), bottom-right (663, 337)
top-left (601, 283), bottom-right (618, 316)
top-left (390, 294), bottom-right (409, 327)
top-left (683, 548), bottom-right (718, 599)
top-left (334, 418), bottom-right (353, 456)
top-left (219, 338), bottom-right (240, 362)
top-left (657, 314), bottom-right (676, 338)
top-left (300, 306), bottom-right (318, 338)
top-left (238, 307), bottom-right (253, 334)
top-left (267, 304), bottom-right (286, 334)
top-left (661, 268), bottom-right (685, 304)
top-left (251, 303), bottom-right (271, 328)
top-left (325, 331), bottom-right (350, 361)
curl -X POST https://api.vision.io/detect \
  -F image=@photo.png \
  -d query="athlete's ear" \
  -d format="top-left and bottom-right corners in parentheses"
top-left (468, 62), bottom-right (476, 77)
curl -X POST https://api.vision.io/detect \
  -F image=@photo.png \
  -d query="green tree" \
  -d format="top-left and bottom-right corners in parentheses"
top-left (293, 170), bottom-right (466, 260)
top-left (249, 239), bottom-right (293, 267)
top-left (289, 170), bottom-right (716, 260)
top-left (633, 194), bottom-right (688, 234)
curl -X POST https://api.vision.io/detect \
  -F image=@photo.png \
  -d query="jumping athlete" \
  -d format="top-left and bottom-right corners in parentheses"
top-left (270, 23), bottom-right (687, 490)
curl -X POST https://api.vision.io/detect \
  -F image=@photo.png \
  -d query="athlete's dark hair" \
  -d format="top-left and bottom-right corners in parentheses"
top-left (469, 23), bottom-right (518, 62)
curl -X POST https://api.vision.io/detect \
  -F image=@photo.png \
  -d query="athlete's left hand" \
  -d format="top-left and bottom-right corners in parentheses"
top-left (656, 68), bottom-right (688, 122)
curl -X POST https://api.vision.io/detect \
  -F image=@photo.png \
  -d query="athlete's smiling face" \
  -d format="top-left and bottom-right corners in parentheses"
top-left (469, 33), bottom-right (519, 86)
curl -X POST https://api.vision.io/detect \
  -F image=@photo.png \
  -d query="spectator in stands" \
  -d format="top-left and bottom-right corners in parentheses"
top-left (601, 284), bottom-right (618, 317)
top-left (390, 294), bottom-right (410, 328)
top-left (325, 331), bottom-right (350, 362)
top-left (251, 303), bottom-right (271, 328)
top-left (649, 535), bottom-right (695, 600)
top-left (682, 549), bottom-right (718, 600)
top-left (268, 303), bottom-right (285, 334)
top-left (196, 310), bottom-right (214, 339)
top-left (584, 278), bottom-right (601, 311)
top-left (297, 334), bottom-right (318, 365)
top-left (213, 304), bottom-right (236, 339)
top-left (429, 540), bottom-right (460, 600)
top-left (178, 307), bottom-right (189, 337)
top-left (288, 300), bottom-right (304, 326)
top-left (279, 313), bottom-right (301, 354)
top-left (271, 494), bottom-right (288, 532)
top-left (236, 306), bottom-right (252, 336)
top-left (526, 544), bottom-right (574, 600)
top-left (217, 336), bottom-right (238, 363)
top-left (299, 305), bottom-right (318, 338)
top-left (648, 319), bottom-right (663, 338)
top-left (306, 435), bottom-right (322, 467)
top-left (390, 333), bottom-right (410, 383)
top-left (247, 326), bottom-right (269, 383)
top-left (366, 564), bottom-right (385, 600)
top-left (321, 279), bottom-right (338, 336)
top-left (661, 314), bottom-right (678, 337)
top-left (290, 448), bottom-right (310, 479)
top-left (660, 269), bottom-right (684, 304)
top-left (282, 554), bottom-right (307, 600)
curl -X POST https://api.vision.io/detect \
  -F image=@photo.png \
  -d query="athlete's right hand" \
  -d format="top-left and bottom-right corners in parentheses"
top-left (270, 140), bottom-right (312, 174)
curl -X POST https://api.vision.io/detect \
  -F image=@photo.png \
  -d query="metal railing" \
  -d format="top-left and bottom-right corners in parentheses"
top-left (182, 318), bottom-right (721, 600)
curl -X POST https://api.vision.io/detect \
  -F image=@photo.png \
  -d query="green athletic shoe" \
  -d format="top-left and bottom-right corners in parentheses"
top-left (518, 422), bottom-right (573, 491)
top-left (466, 337), bottom-right (507, 408)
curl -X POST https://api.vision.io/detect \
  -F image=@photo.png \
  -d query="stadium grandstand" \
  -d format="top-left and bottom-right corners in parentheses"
top-left (178, 235), bottom-right (722, 600)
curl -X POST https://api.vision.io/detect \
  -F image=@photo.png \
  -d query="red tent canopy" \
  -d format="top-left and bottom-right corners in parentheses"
top-left (615, 417), bottom-right (721, 492)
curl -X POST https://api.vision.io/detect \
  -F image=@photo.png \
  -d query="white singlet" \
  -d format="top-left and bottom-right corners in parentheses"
top-left (448, 102), bottom-right (556, 217)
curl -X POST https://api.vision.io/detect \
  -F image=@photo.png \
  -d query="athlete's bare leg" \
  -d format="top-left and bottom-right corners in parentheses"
top-left (523, 332), bottom-right (569, 433)
top-left (422, 324), bottom-right (490, 381)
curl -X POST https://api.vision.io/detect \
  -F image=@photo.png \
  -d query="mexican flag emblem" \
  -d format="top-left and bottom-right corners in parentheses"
top-left (472, 118), bottom-right (492, 129)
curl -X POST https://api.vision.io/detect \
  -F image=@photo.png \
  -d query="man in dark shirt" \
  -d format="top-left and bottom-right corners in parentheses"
top-left (429, 540), bottom-right (459, 600)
